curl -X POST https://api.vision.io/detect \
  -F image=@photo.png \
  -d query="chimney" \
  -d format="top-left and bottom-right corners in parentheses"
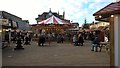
top-left (49, 8), bottom-right (52, 12)
top-left (63, 11), bottom-right (65, 19)
top-left (84, 18), bottom-right (87, 24)
top-left (58, 11), bottom-right (59, 15)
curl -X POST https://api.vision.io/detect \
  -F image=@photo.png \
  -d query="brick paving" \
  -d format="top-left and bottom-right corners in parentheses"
top-left (2, 40), bottom-right (110, 66)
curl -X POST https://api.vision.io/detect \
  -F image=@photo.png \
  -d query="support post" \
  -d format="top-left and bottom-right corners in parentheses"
top-left (109, 15), bottom-right (114, 66)
top-left (0, 20), bottom-right (2, 67)
top-left (114, 14), bottom-right (120, 67)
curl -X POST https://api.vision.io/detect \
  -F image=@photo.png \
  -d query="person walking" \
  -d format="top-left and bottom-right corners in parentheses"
top-left (57, 34), bottom-right (61, 43)
top-left (78, 34), bottom-right (84, 46)
top-left (14, 36), bottom-right (24, 50)
top-left (72, 35), bottom-right (78, 46)
top-left (38, 34), bottom-right (45, 46)
top-left (47, 33), bottom-right (52, 46)
top-left (61, 35), bottom-right (64, 43)
top-left (91, 35), bottom-right (100, 52)
top-left (24, 35), bottom-right (30, 45)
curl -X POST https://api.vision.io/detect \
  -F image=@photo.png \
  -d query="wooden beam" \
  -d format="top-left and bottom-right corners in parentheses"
top-left (109, 16), bottom-right (114, 66)
top-left (94, 10), bottom-right (120, 16)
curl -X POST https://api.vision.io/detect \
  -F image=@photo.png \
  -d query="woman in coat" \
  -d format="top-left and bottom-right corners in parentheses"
top-left (72, 35), bottom-right (78, 46)
top-left (78, 34), bottom-right (84, 46)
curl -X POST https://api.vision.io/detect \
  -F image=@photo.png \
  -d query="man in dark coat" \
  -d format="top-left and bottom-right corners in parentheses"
top-left (24, 35), bottom-right (30, 45)
top-left (38, 34), bottom-right (45, 46)
top-left (91, 35), bottom-right (100, 52)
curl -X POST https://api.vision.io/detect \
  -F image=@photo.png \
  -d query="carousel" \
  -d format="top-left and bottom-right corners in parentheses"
top-left (32, 15), bottom-right (72, 34)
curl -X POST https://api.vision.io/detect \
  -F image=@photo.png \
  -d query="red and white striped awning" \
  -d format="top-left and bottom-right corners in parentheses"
top-left (38, 15), bottom-right (70, 24)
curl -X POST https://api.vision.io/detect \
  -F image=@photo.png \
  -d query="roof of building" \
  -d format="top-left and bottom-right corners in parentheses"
top-left (38, 11), bottom-right (63, 19)
top-left (93, 1), bottom-right (120, 15)
top-left (93, 1), bottom-right (120, 22)
top-left (22, 20), bottom-right (29, 23)
top-left (0, 11), bottom-right (22, 19)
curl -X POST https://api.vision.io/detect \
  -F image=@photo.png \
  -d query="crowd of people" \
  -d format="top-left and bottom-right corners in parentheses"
top-left (11, 31), bottom-right (32, 45)
top-left (3, 30), bottom-right (33, 49)
top-left (72, 33), bottom-right (84, 46)
top-left (37, 33), bottom-right (65, 46)
top-left (72, 31), bottom-right (109, 52)
top-left (37, 31), bottom-right (97, 47)
top-left (3, 30), bottom-right (109, 52)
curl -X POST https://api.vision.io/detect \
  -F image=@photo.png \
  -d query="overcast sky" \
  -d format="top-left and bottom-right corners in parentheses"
top-left (0, 0), bottom-right (115, 26)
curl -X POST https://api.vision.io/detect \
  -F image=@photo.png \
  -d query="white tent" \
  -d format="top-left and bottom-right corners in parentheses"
top-left (38, 15), bottom-right (70, 24)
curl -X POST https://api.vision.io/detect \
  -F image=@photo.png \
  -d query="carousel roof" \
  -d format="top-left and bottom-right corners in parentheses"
top-left (38, 15), bottom-right (70, 25)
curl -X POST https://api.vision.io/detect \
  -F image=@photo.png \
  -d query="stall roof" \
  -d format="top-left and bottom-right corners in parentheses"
top-left (93, 1), bottom-right (120, 22)
top-left (93, 1), bottom-right (120, 15)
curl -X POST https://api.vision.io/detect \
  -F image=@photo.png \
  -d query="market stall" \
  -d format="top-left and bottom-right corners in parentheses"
top-left (93, 1), bottom-right (120, 66)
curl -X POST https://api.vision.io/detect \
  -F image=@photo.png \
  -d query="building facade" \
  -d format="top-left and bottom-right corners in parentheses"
top-left (0, 11), bottom-right (30, 48)
top-left (0, 11), bottom-right (22, 29)
top-left (89, 21), bottom-right (109, 30)
top-left (35, 9), bottom-right (70, 23)
top-left (0, 11), bottom-right (30, 31)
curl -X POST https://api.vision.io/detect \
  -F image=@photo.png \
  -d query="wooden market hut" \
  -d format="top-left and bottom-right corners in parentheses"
top-left (93, 1), bottom-right (120, 66)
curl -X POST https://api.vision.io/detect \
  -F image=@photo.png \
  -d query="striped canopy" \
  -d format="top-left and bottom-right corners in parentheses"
top-left (38, 15), bottom-right (70, 24)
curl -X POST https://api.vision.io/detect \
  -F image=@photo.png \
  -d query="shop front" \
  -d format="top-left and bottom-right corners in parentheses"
top-left (0, 11), bottom-right (21, 48)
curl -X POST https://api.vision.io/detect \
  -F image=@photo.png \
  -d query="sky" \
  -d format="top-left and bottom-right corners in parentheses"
top-left (0, 0), bottom-right (115, 26)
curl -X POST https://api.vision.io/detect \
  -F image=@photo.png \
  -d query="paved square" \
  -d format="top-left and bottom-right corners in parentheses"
top-left (2, 41), bottom-right (110, 66)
